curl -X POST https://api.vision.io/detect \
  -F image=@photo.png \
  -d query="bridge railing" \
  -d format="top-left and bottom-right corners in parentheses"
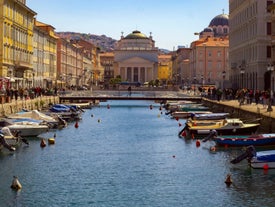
top-left (60, 90), bottom-right (199, 98)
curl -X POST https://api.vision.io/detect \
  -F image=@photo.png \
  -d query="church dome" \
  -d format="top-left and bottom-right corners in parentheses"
top-left (124, 30), bottom-right (148, 39)
top-left (203, 27), bottom-right (213, 33)
top-left (209, 14), bottom-right (229, 27)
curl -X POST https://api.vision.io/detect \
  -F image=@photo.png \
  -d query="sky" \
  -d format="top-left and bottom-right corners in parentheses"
top-left (27, 0), bottom-right (228, 51)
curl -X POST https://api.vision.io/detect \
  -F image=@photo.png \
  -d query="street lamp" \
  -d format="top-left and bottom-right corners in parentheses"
top-left (240, 68), bottom-right (245, 88)
top-left (267, 64), bottom-right (274, 112)
top-left (222, 71), bottom-right (226, 100)
top-left (222, 70), bottom-right (226, 85)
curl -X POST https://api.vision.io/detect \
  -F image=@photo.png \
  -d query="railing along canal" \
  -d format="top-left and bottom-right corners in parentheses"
top-left (59, 90), bottom-right (202, 103)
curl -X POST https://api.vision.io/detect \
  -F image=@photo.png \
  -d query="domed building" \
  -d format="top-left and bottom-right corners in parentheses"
top-left (114, 30), bottom-right (159, 84)
top-left (199, 13), bottom-right (229, 38)
top-left (209, 13), bottom-right (229, 37)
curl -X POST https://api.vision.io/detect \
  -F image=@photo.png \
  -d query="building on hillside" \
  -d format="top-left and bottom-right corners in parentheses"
top-left (0, 0), bottom-right (36, 90)
top-left (158, 54), bottom-right (172, 86)
top-left (33, 20), bottom-right (58, 88)
top-left (114, 30), bottom-right (158, 84)
top-left (229, 0), bottom-right (273, 90)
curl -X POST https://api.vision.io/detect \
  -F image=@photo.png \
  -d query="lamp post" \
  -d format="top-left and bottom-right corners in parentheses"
top-left (193, 76), bottom-right (197, 94)
top-left (32, 72), bottom-right (35, 87)
top-left (267, 64), bottom-right (274, 112)
top-left (222, 70), bottom-right (226, 100)
top-left (240, 68), bottom-right (245, 88)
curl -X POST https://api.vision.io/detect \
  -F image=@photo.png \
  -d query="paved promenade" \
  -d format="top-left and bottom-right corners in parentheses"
top-left (205, 98), bottom-right (275, 119)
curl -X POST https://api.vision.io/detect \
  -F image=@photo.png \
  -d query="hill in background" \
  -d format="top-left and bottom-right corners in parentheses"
top-left (56, 32), bottom-right (171, 53)
top-left (56, 32), bottom-right (117, 51)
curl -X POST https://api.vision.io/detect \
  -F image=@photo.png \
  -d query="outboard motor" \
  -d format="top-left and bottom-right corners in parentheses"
top-left (0, 134), bottom-right (15, 151)
top-left (178, 125), bottom-right (188, 137)
top-left (231, 145), bottom-right (256, 164)
top-left (202, 130), bottom-right (218, 142)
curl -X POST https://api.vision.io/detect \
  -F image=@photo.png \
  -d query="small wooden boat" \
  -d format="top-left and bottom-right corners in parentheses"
top-left (231, 145), bottom-right (275, 169)
top-left (203, 131), bottom-right (275, 147)
top-left (171, 111), bottom-right (212, 119)
top-left (177, 104), bottom-right (209, 112)
top-left (191, 112), bottom-right (229, 120)
top-left (179, 118), bottom-right (260, 139)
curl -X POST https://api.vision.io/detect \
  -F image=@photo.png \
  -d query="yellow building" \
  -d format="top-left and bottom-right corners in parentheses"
top-left (33, 20), bottom-right (58, 88)
top-left (0, 0), bottom-right (36, 89)
top-left (158, 54), bottom-right (172, 85)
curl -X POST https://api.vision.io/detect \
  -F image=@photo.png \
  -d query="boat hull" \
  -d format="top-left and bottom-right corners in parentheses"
top-left (8, 125), bottom-right (49, 137)
top-left (213, 134), bottom-right (275, 147)
top-left (182, 125), bottom-right (259, 139)
top-left (250, 161), bottom-right (275, 169)
top-left (250, 150), bottom-right (275, 168)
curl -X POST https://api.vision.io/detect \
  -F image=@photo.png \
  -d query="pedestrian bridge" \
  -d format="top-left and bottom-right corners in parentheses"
top-left (59, 90), bottom-right (202, 103)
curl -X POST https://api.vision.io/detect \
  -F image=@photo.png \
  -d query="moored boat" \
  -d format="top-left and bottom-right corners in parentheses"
top-left (8, 110), bottom-right (67, 129)
top-left (231, 145), bottom-right (275, 169)
top-left (190, 112), bottom-right (230, 120)
top-left (203, 131), bottom-right (275, 147)
top-left (179, 118), bottom-right (260, 139)
top-left (49, 104), bottom-right (82, 121)
top-left (0, 127), bottom-right (29, 152)
top-left (0, 119), bottom-right (49, 137)
top-left (171, 111), bottom-right (212, 119)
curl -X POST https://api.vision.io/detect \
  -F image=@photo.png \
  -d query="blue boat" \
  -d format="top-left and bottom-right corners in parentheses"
top-left (203, 131), bottom-right (275, 147)
top-left (231, 145), bottom-right (275, 169)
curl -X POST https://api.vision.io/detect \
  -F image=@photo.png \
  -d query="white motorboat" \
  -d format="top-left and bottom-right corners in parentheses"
top-left (0, 119), bottom-right (49, 137)
top-left (0, 127), bottom-right (29, 152)
top-left (8, 110), bottom-right (67, 128)
top-left (231, 145), bottom-right (275, 169)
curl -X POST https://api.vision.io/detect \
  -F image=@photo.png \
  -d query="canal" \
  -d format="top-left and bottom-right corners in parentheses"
top-left (0, 100), bottom-right (275, 207)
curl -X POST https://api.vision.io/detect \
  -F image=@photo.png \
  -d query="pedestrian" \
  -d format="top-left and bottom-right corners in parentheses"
top-left (128, 86), bottom-right (132, 96)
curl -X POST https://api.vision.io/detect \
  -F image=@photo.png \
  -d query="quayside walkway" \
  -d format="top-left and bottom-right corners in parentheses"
top-left (203, 98), bottom-right (275, 133)
top-left (204, 98), bottom-right (275, 119)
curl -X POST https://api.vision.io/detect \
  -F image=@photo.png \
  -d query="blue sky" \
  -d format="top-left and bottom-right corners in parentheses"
top-left (27, 0), bottom-right (228, 50)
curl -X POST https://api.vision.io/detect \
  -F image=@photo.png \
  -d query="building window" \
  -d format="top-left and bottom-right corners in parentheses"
top-left (267, 22), bottom-right (271, 35)
top-left (267, 46), bottom-right (272, 58)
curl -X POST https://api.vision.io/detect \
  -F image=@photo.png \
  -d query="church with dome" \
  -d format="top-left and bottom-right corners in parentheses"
top-left (188, 12), bottom-right (229, 88)
top-left (198, 13), bottom-right (229, 39)
top-left (113, 30), bottom-right (159, 84)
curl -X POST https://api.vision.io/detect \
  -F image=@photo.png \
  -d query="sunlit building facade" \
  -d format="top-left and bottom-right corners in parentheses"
top-left (0, 0), bottom-right (36, 89)
top-left (33, 20), bottom-right (58, 88)
top-left (229, 0), bottom-right (273, 90)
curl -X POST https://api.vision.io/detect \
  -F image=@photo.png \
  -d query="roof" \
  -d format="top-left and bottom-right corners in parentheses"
top-left (209, 14), bottom-right (229, 27)
top-left (124, 30), bottom-right (148, 39)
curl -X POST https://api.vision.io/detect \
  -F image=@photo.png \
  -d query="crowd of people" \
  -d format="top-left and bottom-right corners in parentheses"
top-left (201, 87), bottom-right (274, 108)
top-left (2, 86), bottom-right (58, 102)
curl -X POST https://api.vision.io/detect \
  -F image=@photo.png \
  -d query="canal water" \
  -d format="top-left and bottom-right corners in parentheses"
top-left (1, 100), bottom-right (275, 207)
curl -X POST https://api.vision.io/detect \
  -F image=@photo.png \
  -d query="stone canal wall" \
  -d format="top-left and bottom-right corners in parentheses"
top-left (202, 99), bottom-right (275, 133)
top-left (0, 96), bottom-right (59, 117)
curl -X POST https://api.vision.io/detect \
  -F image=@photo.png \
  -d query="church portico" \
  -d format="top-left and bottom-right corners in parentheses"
top-left (114, 30), bottom-right (158, 83)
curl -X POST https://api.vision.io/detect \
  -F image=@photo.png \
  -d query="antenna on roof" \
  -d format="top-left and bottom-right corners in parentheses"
top-left (222, 9), bottom-right (224, 14)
